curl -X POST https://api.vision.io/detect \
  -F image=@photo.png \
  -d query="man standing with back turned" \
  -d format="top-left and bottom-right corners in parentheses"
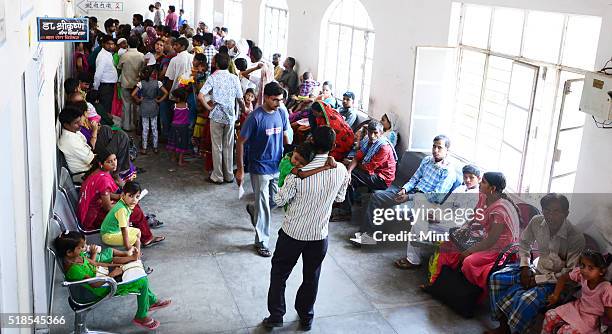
top-left (262, 126), bottom-right (350, 331)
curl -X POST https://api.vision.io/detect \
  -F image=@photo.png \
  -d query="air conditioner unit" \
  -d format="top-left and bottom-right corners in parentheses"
top-left (579, 72), bottom-right (612, 120)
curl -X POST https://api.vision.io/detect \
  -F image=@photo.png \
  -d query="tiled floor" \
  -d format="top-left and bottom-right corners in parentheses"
top-left (51, 149), bottom-right (498, 333)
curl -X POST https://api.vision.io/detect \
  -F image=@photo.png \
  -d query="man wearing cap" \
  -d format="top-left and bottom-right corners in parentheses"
top-left (338, 92), bottom-right (357, 129)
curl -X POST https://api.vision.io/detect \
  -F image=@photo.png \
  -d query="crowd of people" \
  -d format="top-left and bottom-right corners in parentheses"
top-left (54, 5), bottom-right (611, 333)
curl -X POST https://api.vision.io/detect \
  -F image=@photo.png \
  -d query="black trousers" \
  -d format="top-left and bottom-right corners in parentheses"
top-left (98, 83), bottom-right (115, 119)
top-left (267, 229), bottom-right (328, 322)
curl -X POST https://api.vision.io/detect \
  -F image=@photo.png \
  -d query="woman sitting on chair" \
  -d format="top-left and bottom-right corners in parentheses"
top-left (77, 148), bottom-right (165, 247)
top-left (421, 172), bottom-right (520, 294)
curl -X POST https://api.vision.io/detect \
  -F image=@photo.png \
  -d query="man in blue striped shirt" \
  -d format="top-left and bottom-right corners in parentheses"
top-left (263, 127), bottom-right (350, 331)
top-left (351, 135), bottom-right (456, 252)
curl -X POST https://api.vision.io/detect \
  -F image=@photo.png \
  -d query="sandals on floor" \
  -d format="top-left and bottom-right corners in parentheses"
top-left (132, 317), bottom-right (160, 330)
top-left (149, 299), bottom-right (172, 312)
top-left (143, 236), bottom-right (165, 248)
top-left (255, 246), bottom-right (272, 257)
top-left (394, 258), bottom-right (421, 270)
top-left (145, 266), bottom-right (154, 275)
top-left (148, 217), bottom-right (164, 229)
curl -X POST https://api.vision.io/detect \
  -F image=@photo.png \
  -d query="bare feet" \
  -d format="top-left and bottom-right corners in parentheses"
top-left (131, 248), bottom-right (141, 260)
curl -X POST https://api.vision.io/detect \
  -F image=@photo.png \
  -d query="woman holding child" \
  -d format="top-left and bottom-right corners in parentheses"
top-left (422, 172), bottom-right (520, 293)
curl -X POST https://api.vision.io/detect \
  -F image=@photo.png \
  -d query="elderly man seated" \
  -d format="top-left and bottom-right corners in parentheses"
top-left (485, 193), bottom-right (585, 334)
top-left (331, 120), bottom-right (397, 222)
top-left (350, 134), bottom-right (456, 246)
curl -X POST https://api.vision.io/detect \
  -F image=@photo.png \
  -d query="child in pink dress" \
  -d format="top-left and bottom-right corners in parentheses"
top-left (542, 250), bottom-right (612, 334)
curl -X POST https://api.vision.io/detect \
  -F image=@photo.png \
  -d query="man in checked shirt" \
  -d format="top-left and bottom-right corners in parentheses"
top-left (351, 135), bottom-right (457, 255)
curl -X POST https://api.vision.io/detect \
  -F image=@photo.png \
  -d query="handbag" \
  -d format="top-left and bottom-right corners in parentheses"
top-left (422, 265), bottom-right (483, 318)
top-left (449, 225), bottom-right (483, 252)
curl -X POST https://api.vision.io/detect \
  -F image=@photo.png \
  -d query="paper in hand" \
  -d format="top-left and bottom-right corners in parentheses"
top-left (238, 184), bottom-right (245, 199)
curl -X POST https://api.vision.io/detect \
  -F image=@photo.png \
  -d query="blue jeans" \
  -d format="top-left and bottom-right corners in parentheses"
top-left (250, 173), bottom-right (279, 249)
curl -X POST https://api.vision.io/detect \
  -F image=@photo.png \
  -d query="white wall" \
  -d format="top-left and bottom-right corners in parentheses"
top-left (75, 0), bottom-right (146, 26)
top-left (0, 0), bottom-right (68, 331)
top-left (244, 0), bottom-right (612, 197)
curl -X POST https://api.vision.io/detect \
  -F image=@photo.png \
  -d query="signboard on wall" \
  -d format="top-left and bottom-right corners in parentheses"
top-left (77, 0), bottom-right (124, 13)
top-left (36, 17), bottom-right (89, 42)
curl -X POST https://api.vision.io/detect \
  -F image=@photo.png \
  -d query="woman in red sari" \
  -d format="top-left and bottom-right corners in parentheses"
top-left (311, 101), bottom-right (354, 160)
top-left (77, 149), bottom-right (165, 247)
top-left (425, 172), bottom-right (520, 293)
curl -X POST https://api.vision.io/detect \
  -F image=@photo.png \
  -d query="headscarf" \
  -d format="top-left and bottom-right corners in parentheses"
top-left (313, 102), bottom-right (355, 160)
top-left (383, 111), bottom-right (400, 133)
top-left (145, 27), bottom-right (157, 52)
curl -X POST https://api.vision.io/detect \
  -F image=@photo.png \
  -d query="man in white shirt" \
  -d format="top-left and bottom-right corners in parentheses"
top-left (57, 106), bottom-right (95, 181)
top-left (118, 36), bottom-right (145, 131)
top-left (234, 58), bottom-right (256, 94)
top-left (198, 53), bottom-right (246, 184)
top-left (93, 35), bottom-right (118, 122)
top-left (165, 37), bottom-right (194, 102)
top-left (241, 47), bottom-right (275, 107)
top-left (263, 126), bottom-right (350, 331)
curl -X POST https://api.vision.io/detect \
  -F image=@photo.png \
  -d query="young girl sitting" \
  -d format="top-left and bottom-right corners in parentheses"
top-left (542, 249), bottom-right (612, 334)
top-left (100, 181), bottom-right (145, 253)
top-left (131, 66), bottom-right (168, 154)
top-left (166, 87), bottom-right (191, 166)
top-left (54, 231), bottom-right (171, 330)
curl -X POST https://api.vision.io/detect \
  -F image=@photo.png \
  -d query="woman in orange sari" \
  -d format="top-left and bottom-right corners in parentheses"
top-left (425, 172), bottom-right (520, 293)
top-left (311, 101), bottom-right (355, 160)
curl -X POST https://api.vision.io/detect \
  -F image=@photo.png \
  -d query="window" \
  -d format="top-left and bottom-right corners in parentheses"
top-left (319, 0), bottom-right (374, 111)
top-left (260, 0), bottom-right (289, 60)
top-left (411, 3), bottom-right (602, 193)
top-left (224, 0), bottom-right (243, 38)
top-left (197, 0), bottom-right (214, 28)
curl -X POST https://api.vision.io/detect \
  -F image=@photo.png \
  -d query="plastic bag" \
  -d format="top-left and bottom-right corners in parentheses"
top-left (238, 184), bottom-right (245, 199)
